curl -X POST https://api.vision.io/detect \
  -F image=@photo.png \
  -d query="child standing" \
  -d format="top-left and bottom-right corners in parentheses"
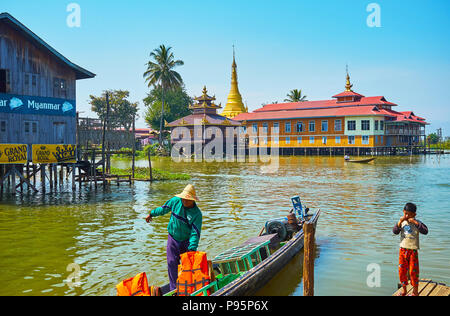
top-left (393, 203), bottom-right (428, 296)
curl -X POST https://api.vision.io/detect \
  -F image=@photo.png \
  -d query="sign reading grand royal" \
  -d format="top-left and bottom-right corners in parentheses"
top-left (32, 144), bottom-right (77, 163)
top-left (0, 144), bottom-right (28, 164)
top-left (0, 93), bottom-right (76, 117)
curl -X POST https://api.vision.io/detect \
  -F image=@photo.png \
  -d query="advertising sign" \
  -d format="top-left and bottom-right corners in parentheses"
top-left (32, 144), bottom-right (77, 163)
top-left (0, 144), bottom-right (28, 164)
top-left (0, 93), bottom-right (76, 117)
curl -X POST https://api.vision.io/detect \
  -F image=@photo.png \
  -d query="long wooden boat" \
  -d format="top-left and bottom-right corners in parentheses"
top-left (155, 209), bottom-right (320, 296)
top-left (213, 209), bottom-right (320, 296)
top-left (345, 157), bottom-right (375, 163)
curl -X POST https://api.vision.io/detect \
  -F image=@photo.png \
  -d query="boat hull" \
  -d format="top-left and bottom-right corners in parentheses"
top-left (346, 158), bottom-right (375, 163)
top-left (212, 210), bottom-right (320, 296)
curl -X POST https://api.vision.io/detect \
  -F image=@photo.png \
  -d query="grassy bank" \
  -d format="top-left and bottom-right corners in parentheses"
top-left (429, 141), bottom-right (450, 150)
top-left (110, 167), bottom-right (190, 181)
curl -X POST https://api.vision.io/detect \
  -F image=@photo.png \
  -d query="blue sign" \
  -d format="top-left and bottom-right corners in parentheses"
top-left (291, 196), bottom-right (303, 220)
top-left (0, 93), bottom-right (76, 117)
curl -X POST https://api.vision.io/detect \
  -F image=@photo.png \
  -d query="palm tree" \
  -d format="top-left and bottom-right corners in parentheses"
top-left (144, 45), bottom-right (184, 145)
top-left (284, 89), bottom-right (308, 102)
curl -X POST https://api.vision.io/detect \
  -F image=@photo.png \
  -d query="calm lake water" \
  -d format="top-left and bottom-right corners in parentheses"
top-left (0, 155), bottom-right (449, 296)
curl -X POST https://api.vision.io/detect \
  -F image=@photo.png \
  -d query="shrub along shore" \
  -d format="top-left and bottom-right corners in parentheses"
top-left (110, 167), bottom-right (190, 181)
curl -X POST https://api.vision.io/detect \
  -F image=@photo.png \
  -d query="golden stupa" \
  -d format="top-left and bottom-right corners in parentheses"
top-left (222, 48), bottom-right (247, 118)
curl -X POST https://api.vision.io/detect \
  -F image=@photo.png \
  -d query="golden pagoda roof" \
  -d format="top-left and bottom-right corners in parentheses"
top-left (222, 48), bottom-right (247, 119)
top-left (190, 86), bottom-right (222, 110)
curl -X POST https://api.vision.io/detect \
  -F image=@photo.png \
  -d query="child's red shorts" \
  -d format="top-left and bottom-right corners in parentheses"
top-left (398, 247), bottom-right (419, 287)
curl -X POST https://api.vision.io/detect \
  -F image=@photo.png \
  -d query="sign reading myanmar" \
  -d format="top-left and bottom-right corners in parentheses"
top-left (0, 93), bottom-right (76, 117)
top-left (32, 144), bottom-right (77, 163)
top-left (0, 144), bottom-right (28, 164)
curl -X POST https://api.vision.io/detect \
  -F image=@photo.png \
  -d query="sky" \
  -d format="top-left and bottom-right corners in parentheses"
top-left (2, 0), bottom-right (450, 135)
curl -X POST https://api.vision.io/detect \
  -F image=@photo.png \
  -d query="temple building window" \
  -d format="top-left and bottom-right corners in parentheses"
top-left (362, 135), bottom-right (370, 145)
top-left (309, 121), bottom-right (315, 132)
top-left (347, 120), bottom-right (356, 131)
top-left (361, 120), bottom-right (370, 131)
top-left (334, 119), bottom-right (342, 131)
top-left (348, 136), bottom-right (355, 144)
top-left (321, 120), bottom-right (328, 132)
top-left (273, 122), bottom-right (279, 134)
top-left (285, 122), bottom-right (291, 133)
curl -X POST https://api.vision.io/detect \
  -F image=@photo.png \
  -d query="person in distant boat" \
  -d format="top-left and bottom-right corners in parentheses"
top-left (344, 154), bottom-right (350, 160)
top-left (146, 184), bottom-right (203, 291)
top-left (393, 203), bottom-right (428, 296)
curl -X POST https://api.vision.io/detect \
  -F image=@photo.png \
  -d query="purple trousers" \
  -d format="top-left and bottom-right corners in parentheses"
top-left (167, 234), bottom-right (189, 291)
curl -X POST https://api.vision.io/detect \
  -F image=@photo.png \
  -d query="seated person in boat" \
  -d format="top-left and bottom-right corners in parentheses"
top-left (344, 155), bottom-right (350, 160)
top-left (393, 202), bottom-right (428, 296)
top-left (146, 184), bottom-right (203, 291)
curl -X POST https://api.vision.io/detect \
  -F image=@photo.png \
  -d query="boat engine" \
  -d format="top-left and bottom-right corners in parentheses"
top-left (266, 220), bottom-right (288, 241)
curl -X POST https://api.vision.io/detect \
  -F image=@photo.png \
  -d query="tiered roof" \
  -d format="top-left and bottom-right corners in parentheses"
top-left (167, 86), bottom-right (241, 127)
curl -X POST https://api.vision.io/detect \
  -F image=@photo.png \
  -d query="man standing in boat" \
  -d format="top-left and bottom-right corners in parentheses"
top-left (146, 184), bottom-right (203, 291)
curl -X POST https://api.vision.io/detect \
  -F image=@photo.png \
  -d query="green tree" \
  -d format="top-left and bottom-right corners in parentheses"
top-left (143, 86), bottom-right (192, 131)
top-left (143, 45), bottom-right (184, 145)
top-left (427, 133), bottom-right (439, 145)
top-left (89, 90), bottom-right (139, 131)
top-left (284, 89), bottom-right (308, 102)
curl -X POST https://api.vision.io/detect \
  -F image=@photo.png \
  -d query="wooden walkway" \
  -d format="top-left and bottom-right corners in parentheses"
top-left (393, 279), bottom-right (450, 296)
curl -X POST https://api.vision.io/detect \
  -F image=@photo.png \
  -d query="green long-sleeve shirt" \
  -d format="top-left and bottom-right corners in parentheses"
top-left (150, 197), bottom-right (202, 251)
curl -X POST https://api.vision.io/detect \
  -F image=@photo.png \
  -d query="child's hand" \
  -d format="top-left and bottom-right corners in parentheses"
top-left (407, 218), bottom-right (419, 226)
top-left (398, 215), bottom-right (407, 227)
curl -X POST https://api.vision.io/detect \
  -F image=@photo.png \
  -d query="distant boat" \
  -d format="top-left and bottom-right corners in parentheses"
top-left (345, 157), bottom-right (376, 163)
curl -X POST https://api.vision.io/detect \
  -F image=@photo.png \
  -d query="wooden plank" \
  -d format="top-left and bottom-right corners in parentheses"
top-left (417, 280), bottom-right (435, 296)
top-left (427, 284), bottom-right (449, 297)
top-left (432, 285), bottom-right (450, 296)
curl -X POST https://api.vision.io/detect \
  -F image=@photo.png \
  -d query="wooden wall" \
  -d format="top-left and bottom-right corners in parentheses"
top-left (0, 20), bottom-right (77, 150)
top-left (0, 21), bottom-right (76, 98)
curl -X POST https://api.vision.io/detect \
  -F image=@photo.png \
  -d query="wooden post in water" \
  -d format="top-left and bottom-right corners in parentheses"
top-left (0, 165), bottom-right (4, 198)
top-left (41, 164), bottom-right (46, 193)
top-left (303, 222), bottom-right (315, 296)
top-left (93, 149), bottom-right (97, 190)
top-left (132, 113), bottom-right (136, 180)
top-left (49, 164), bottom-right (53, 191)
top-left (53, 164), bottom-right (57, 189)
top-left (148, 149), bottom-right (153, 182)
top-left (72, 164), bottom-right (76, 191)
top-left (11, 166), bottom-right (16, 196)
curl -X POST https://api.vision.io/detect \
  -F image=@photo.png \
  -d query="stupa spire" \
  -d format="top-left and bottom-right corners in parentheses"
top-left (222, 46), bottom-right (247, 118)
top-left (345, 65), bottom-right (353, 92)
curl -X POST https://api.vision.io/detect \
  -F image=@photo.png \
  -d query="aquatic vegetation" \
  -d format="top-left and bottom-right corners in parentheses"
top-left (110, 166), bottom-right (190, 181)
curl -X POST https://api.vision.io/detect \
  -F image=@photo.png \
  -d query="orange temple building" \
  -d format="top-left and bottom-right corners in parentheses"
top-left (233, 72), bottom-right (427, 156)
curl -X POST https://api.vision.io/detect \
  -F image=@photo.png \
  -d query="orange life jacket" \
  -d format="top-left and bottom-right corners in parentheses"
top-left (116, 272), bottom-right (150, 296)
top-left (176, 251), bottom-right (211, 296)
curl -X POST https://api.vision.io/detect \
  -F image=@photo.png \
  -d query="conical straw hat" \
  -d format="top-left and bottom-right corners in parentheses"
top-left (175, 184), bottom-right (199, 201)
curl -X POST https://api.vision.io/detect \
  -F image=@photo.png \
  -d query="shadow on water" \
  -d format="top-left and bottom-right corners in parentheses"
top-left (254, 244), bottom-right (322, 296)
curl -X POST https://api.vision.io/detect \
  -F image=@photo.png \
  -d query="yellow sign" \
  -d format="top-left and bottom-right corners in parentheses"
top-left (0, 144), bottom-right (28, 164)
top-left (32, 144), bottom-right (77, 163)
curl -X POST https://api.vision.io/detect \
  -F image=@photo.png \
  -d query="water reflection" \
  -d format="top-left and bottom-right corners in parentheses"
top-left (0, 155), bottom-right (448, 296)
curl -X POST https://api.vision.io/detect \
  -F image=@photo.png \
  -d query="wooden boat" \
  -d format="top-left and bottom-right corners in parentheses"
top-left (154, 208), bottom-right (320, 296)
top-left (345, 157), bottom-right (375, 163)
